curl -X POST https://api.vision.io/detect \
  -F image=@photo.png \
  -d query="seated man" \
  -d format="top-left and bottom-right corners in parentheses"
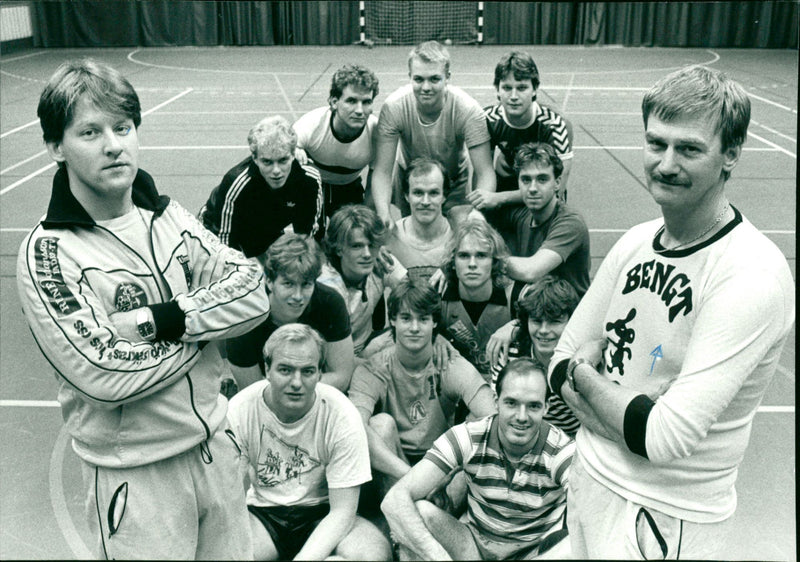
top-left (384, 158), bottom-right (454, 283)
top-left (200, 115), bottom-right (324, 260)
top-left (488, 275), bottom-right (582, 436)
top-left (293, 64), bottom-right (380, 218)
top-left (318, 204), bottom-right (406, 356)
top-left (471, 51), bottom-right (573, 207)
top-left (348, 279), bottom-right (496, 492)
top-left (228, 324), bottom-right (391, 561)
top-left (370, 40), bottom-right (495, 226)
top-left (381, 358), bottom-right (574, 561)
top-left (482, 142), bottom-right (590, 300)
top-left (226, 233), bottom-right (354, 393)
top-left (440, 218), bottom-right (513, 381)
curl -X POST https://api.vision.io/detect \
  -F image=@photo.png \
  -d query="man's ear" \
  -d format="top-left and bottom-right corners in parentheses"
top-left (328, 97), bottom-right (338, 111)
top-left (46, 141), bottom-right (66, 164)
top-left (722, 145), bottom-right (742, 175)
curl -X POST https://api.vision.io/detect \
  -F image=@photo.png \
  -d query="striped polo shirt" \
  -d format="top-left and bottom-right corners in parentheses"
top-left (424, 414), bottom-right (574, 545)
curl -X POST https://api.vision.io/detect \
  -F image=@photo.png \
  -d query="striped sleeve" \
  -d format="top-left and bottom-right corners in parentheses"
top-left (539, 107), bottom-right (573, 159)
top-left (423, 421), bottom-right (476, 474)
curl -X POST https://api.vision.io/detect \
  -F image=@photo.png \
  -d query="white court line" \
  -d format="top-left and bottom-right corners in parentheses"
top-left (0, 118), bottom-right (40, 139)
top-left (49, 425), bottom-right (93, 559)
top-left (751, 120), bottom-right (797, 144)
top-left (0, 88), bottom-right (194, 197)
top-left (273, 74), bottom-right (297, 120)
top-left (747, 131), bottom-right (796, 158)
top-left (0, 149), bottom-right (47, 175)
top-left (561, 72), bottom-right (575, 113)
top-left (0, 51), bottom-right (46, 63)
top-left (747, 91), bottom-right (798, 114)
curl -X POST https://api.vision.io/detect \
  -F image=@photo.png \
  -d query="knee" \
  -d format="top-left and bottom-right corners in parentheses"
top-left (368, 413), bottom-right (399, 441)
top-left (414, 499), bottom-right (442, 526)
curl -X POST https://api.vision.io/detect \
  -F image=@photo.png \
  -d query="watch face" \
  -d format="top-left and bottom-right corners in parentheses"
top-left (138, 321), bottom-right (155, 340)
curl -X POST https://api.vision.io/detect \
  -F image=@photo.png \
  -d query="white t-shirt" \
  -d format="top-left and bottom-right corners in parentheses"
top-left (294, 106), bottom-right (377, 185)
top-left (227, 381), bottom-right (371, 507)
top-left (385, 216), bottom-right (453, 282)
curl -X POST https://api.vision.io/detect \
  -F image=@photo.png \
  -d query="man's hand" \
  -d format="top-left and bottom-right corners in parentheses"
top-left (108, 309), bottom-right (145, 342)
top-left (193, 251), bottom-right (229, 288)
top-left (431, 336), bottom-right (454, 369)
top-left (486, 320), bottom-right (517, 368)
top-left (573, 338), bottom-right (608, 371)
top-left (427, 268), bottom-right (448, 296)
top-left (466, 189), bottom-right (503, 211)
top-left (294, 147), bottom-right (309, 166)
top-left (373, 247), bottom-right (396, 278)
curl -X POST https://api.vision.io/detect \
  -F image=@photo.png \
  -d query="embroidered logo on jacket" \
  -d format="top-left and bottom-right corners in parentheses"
top-left (114, 283), bottom-right (148, 312)
top-left (34, 237), bottom-right (80, 317)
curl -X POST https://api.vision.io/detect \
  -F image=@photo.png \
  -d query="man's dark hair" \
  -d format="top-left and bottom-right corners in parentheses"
top-left (514, 142), bottom-right (564, 180)
top-left (324, 204), bottom-right (386, 274)
top-left (387, 279), bottom-right (442, 343)
top-left (329, 64), bottom-right (379, 101)
top-left (493, 51), bottom-right (540, 92)
top-left (515, 275), bottom-right (580, 355)
top-left (38, 58), bottom-right (141, 145)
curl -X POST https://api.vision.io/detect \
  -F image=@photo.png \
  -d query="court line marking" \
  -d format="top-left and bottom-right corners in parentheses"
top-left (1, 149), bottom-right (47, 175)
top-left (746, 91), bottom-right (798, 114)
top-left (0, 51), bottom-right (46, 64)
top-left (125, 48), bottom-right (721, 77)
top-left (751, 120), bottom-right (797, 144)
top-left (273, 74), bottom-right (297, 120)
top-left (0, 118), bottom-right (40, 139)
top-left (49, 425), bottom-right (93, 559)
top-left (0, 88), bottom-right (194, 196)
top-left (747, 131), bottom-right (796, 158)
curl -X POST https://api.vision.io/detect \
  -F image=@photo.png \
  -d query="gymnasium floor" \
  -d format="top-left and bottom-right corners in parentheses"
top-left (0, 45), bottom-right (796, 560)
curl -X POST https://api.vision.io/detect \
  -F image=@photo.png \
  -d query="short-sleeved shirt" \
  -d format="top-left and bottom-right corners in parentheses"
top-left (487, 201), bottom-right (590, 297)
top-left (228, 381), bottom-right (371, 508)
top-left (424, 415), bottom-right (574, 545)
top-left (293, 106), bottom-right (378, 186)
top-left (377, 85), bottom-right (490, 195)
top-left (484, 102), bottom-right (573, 191)
top-left (385, 217), bottom-right (452, 283)
top-left (226, 282), bottom-right (351, 372)
top-left (348, 346), bottom-right (489, 456)
top-left (200, 157), bottom-right (324, 258)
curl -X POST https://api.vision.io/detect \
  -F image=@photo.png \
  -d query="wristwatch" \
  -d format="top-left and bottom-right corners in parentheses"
top-left (566, 357), bottom-right (592, 393)
top-left (136, 308), bottom-right (156, 342)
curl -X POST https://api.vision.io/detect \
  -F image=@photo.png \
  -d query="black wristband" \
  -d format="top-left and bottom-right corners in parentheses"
top-left (550, 358), bottom-right (570, 400)
top-left (150, 301), bottom-right (186, 340)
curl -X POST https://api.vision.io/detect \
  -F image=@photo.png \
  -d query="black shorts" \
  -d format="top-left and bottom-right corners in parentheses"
top-left (247, 503), bottom-right (329, 560)
top-left (323, 179), bottom-right (364, 217)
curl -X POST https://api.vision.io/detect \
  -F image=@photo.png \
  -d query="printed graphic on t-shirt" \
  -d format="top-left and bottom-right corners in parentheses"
top-left (255, 424), bottom-right (321, 488)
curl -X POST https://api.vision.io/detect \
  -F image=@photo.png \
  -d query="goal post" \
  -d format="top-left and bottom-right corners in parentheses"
top-left (359, 1), bottom-right (484, 46)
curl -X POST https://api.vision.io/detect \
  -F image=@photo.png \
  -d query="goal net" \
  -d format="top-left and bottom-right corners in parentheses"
top-left (362, 1), bottom-right (479, 46)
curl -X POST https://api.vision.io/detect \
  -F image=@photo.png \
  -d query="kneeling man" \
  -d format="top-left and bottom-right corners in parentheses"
top-left (382, 358), bottom-right (573, 560)
top-left (228, 324), bottom-right (391, 561)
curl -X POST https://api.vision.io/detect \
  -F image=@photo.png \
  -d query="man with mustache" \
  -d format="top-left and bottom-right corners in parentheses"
top-left (550, 65), bottom-right (794, 559)
top-left (369, 40), bottom-right (495, 228)
top-left (384, 158), bottom-right (455, 283)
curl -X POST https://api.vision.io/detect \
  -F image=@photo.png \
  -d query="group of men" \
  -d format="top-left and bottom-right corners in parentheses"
top-left (16, 37), bottom-right (794, 562)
